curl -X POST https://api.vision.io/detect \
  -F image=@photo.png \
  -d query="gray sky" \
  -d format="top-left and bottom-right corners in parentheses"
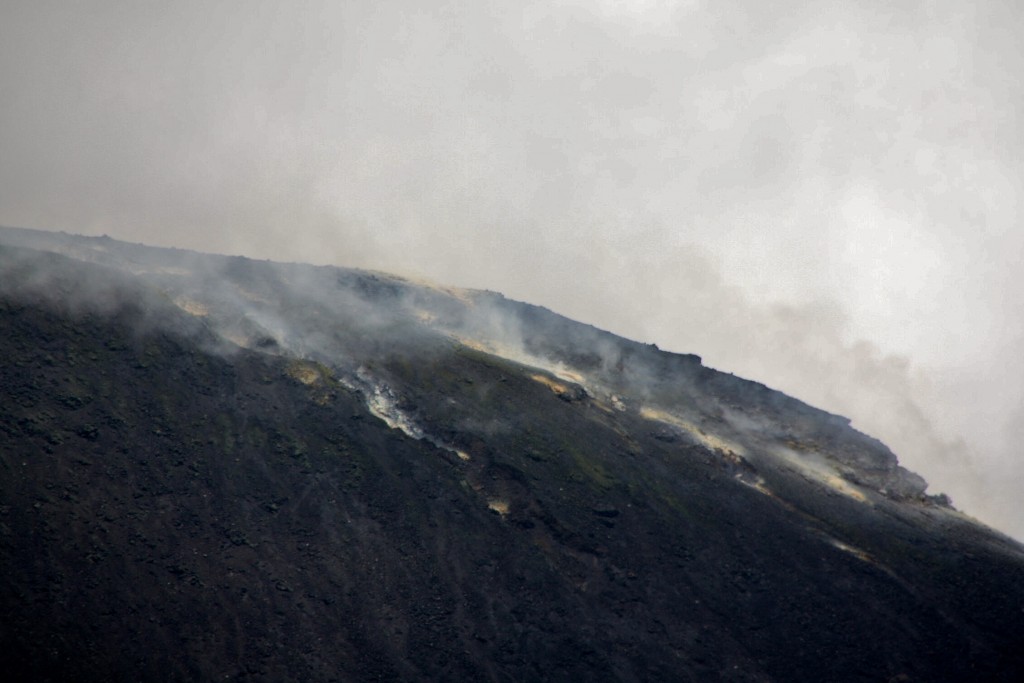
top-left (2, 0), bottom-right (1022, 538)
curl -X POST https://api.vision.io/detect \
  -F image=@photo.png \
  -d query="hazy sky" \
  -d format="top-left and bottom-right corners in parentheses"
top-left (2, 1), bottom-right (1022, 538)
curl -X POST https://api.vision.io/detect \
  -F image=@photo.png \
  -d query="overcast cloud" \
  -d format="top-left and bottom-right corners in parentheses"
top-left (2, 0), bottom-right (1022, 538)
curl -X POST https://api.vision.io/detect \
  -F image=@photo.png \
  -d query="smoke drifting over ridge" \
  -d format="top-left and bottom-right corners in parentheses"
top-left (1, 1), bottom-right (1022, 537)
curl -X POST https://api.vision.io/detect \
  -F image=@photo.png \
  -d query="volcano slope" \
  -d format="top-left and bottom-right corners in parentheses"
top-left (1, 226), bottom-right (1023, 682)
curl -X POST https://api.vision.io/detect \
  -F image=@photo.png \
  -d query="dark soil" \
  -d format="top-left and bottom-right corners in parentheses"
top-left (2, 230), bottom-right (1024, 681)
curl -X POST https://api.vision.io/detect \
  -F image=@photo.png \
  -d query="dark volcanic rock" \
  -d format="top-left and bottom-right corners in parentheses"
top-left (1, 226), bottom-right (1024, 682)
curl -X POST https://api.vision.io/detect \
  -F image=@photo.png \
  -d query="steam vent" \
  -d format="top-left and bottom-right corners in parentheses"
top-left (2, 225), bottom-right (1023, 681)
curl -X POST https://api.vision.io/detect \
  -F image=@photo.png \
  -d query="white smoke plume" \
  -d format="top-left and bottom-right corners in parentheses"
top-left (1, 1), bottom-right (1021, 537)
